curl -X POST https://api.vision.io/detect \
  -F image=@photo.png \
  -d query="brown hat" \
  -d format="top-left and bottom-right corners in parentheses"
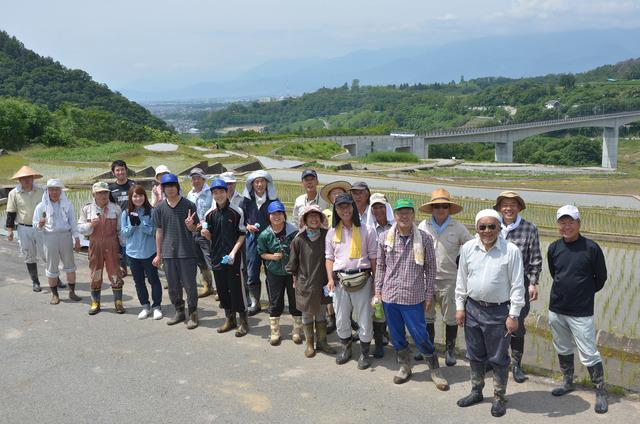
top-left (418, 188), bottom-right (463, 215)
top-left (11, 165), bottom-right (43, 181)
top-left (494, 190), bottom-right (526, 211)
top-left (320, 180), bottom-right (352, 204)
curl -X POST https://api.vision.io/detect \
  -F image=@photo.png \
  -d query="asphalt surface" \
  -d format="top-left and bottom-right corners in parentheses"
top-left (1, 238), bottom-right (638, 424)
top-left (269, 169), bottom-right (640, 209)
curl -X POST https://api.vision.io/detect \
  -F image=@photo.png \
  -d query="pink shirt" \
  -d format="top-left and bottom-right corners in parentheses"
top-left (325, 224), bottom-right (377, 271)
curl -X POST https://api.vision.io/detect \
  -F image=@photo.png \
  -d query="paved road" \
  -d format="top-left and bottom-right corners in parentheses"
top-left (269, 169), bottom-right (640, 209)
top-left (1, 238), bottom-right (637, 423)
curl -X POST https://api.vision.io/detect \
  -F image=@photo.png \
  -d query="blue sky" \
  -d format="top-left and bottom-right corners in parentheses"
top-left (1, 0), bottom-right (638, 90)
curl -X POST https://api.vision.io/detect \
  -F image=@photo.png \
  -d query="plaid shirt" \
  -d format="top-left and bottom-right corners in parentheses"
top-left (503, 217), bottom-right (542, 285)
top-left (374, 228), bottom-right (436, 305)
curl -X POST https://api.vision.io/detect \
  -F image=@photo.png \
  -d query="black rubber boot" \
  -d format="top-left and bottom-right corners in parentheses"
top-left (68, 284), bottom-right (81, 301)
top-left (415, 322), bottom-right (436, 361)
top-left (217, 309), bottom-right (237, 333)
top-left (167, 306), bottom-right (186, 325)
top-left (373, 321), bottom-right (386, 358)
top-left (247, 285), bottom-right (262, 316)
top-left (113, 288), bottom-right (125, 314)
top-left (587, 362), bottom-right (608, 414)
top-left (335, 337), bottom-right (352, 365)
top-left (235, 312), bottom-right (249, 337)
top-left (491, 364), bottom-right (509, 417)
top-left (511, 336), bottom-right (528, 383)
top-left (357, 342), bottom-right (372, 370)
top-left (27, 263), bottom-right (41, 292)
top-left (551, 354), bottom-right (575, 396)
top-left (457, 360), bottom-right (485, 407)
top-left (445, 325), bottom-right (458, 366)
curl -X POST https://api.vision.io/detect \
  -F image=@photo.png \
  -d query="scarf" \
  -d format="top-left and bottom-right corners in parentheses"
top-left (40, 189), bottom-right (72, 224)
top-left (306, 228), bottom-right (321, 239)
top-left (501, 215), bottom-right (522, 238)
top-left (384, 223), bottom-right (424, 266)
top-left (333, 221), bottom-right (362, 259)
top-left (431, 215), bottom-right (452, 235)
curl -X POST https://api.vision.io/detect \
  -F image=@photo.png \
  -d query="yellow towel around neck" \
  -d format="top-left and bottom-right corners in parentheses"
top-left (334, 221), bottom-right (362, 259)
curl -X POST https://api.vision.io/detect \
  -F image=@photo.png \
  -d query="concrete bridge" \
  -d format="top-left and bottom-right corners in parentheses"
top-left (329, 110), bottom-right (640, 169)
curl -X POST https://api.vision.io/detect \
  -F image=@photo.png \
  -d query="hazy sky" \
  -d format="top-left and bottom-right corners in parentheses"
top-left (2, 0), bottom-right (638, 90)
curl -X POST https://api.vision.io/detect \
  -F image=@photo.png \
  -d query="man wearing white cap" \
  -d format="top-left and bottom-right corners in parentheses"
top-left (5, 165), bottom-right (45, 292)
top-left (151, 165), bottom-right (170, 207)
top-left (186, 168), bottom-right (215, 299)
top-left (455, 209), bottom-right (524, 418)
top-left (33, 179), bottom-right (82, 305)
top-left (78, 182), bottom-right (125, 315)
top-left (548, 205), bottom-right (608, 414)
top-left (219, 171), bottom-right (243, 209)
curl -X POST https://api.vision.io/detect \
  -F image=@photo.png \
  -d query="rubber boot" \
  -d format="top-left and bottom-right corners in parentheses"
top-left (27, 263), bottom-right (41, 292)
top-left (373, 321), bottom-right (386, 359)
top-left (415, 322), bottom-right (436, 361)
top-left (491, 364), bottom-right (509, 417)
top-left (197, 271), bottom-right (214, 298)
top-left (217, 309), bottom-right (237, 333)
top-left (88, 289), bottom-right (101, 315)
top-left (269, 317), bottom-right (282, 346)
top-left (335, 337), bottom-right (353, 365)
top-left (358, 342), bottom-right (372, 370)
top-left (551, 354), bottom-right (575, 396)
top-left (235, 312), bottom-right (249, 337)
top-left (315, 321), bottom-right (336, 354)
top-left (587, 362), bottom-right (608, 414)
top-left (424, 352), bottom-right (449, 391)
top-left (303, 323), bottom-right (316, 358)
top-left (326, 313), bottom-right (336, 335)
top-left (68, 284), bottom-right (81, 301)
top-left (292, 316), bottom-right (303, 344)
top-left (351, 319), bottom-right (360, 342)
top-left (167, 306), bottom-right (186, 325)
top-left (511, 336), bottom-right (528, 383)
top-left (457, 360), bottom-right (486, 407)
top-left (445, 325), bottom-right (458, 366)
top-left (113, 288), bottom-right (125, 314)
top-left (49, 285), bottom-right (60, 305)
top-left (248, 285), bottom-right (262, 316)
top-left (186, 306), bottom-right (199, 329)
top-left (394, 347), bottom-right (412, 384)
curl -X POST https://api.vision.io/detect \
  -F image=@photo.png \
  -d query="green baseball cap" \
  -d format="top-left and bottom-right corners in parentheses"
top-left (394, 198), bottom-right (414, 210)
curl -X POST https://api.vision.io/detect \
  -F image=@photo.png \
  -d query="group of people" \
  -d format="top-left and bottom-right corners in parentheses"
top-left (5, 161), bottom-right (609, 417)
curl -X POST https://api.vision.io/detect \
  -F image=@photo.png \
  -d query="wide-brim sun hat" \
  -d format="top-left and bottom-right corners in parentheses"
top-left (494, 190), bottom-right (526, 211)
top-left (11, 165), bottom-right (43, 181)
top-left (320, 180), bottom-right (352, 204)
top-left (299, 204), bottom-right (328, 228)
top-left (418, 188), bottom-right (463, 215)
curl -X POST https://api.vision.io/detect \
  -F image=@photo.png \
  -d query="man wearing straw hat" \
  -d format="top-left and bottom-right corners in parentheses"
top-left (494, 190), bottom-right (542, 383)
top-left (417, 188), bottom-right (472, 366)
top-left (33, 179), bottom-right (82, 305)
top-left (5, 166), bottom-right (46, 292)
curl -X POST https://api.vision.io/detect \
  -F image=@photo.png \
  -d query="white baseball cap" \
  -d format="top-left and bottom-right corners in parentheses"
top-left (46, 179), bottom-right (65, 189)
top-left (219, 171), bottom-right (237, 183)
top-left (557, 205), bottom-right (580, 221)
top-left (155, 165), bottom-right (170, 176)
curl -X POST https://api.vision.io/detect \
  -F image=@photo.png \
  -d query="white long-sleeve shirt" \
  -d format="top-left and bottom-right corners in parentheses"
top-left (33, 200), bottom-right (79, 239)
top-left (455, 236), bottom-right (525, 317)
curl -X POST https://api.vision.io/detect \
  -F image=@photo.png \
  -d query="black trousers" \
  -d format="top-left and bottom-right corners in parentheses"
top-left (163, 257), bottom-right (198, 311)
top-left (265, 270), bottom-right (301, 318)
top-left (213, 262), bottom-right (247, 313)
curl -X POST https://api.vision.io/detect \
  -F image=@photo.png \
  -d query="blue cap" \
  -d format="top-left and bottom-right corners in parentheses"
top-left (267, 200), bottom-right (286, 214)
top-left (210, 178), bottom-right (228, 191)
top-left (161, 173), bottom-right (179, 184)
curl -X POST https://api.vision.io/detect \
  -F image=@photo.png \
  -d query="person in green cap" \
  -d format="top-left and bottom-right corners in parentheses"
top-left (374, 198), bottom-right (449, 390)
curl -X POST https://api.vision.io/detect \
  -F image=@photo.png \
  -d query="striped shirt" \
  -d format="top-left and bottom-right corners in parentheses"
top-left (503, 217), bottom-right (542, 285)
top-left (152, 197), bottom-right (199, 259)
top-left (374, 228), bottom-right (436, 305)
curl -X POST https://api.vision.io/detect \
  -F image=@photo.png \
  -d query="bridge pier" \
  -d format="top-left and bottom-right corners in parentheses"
top-left (601, 126), bottom-right (619, 169)
top-left (495, 140), bottom-right (513, 163)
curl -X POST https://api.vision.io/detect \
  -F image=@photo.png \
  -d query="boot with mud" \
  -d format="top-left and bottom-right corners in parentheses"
top-left (491, 364), bottom-right (509, 417)
top-left (186, 306), bottom-right (199, 329)
top-left (357, 342), bottom-right (372, 370)
top-left (457, 360), bottom-right (486, 407)
top-left (113, 288), bottom-right (125, 314)
top-left (335, 337), bottom-right (352, 365)
top-left (68, 283), bottom-right (81, 301)
top-left (291, 316), bottom-right (303, 344)
top-left (587, 362), bottom-right (608, 414)
top-left (88, 289), bottom-right (101, 315)
top-left (551, 354), bottom-right (575, 396)
top-left (424, 352), bottom-right (449, 391)
top-left (315, 321), bottom-right (336, 354)
top-left (445, 325), bottom-right (458, 366)
top-left (49, 285), bottom-right (60, 305)
top-left (510, 336), bottom-right (528, 383)
top-left (303, 323), bottom-right (316, 358)
top-left (217, 310), bottom-right (237, 333)
top-left (167, 306), bottom-right (186, 325)
top-left (269, 317), bottom-right (281, 346)
top-left (393, 347), bottom-right (412, 384)
top-left (235, 312), bottom-right (249, 337)
top-left (197, 270), bottom-right (214, 298)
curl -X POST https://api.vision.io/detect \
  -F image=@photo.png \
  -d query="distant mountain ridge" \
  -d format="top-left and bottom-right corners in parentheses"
top-left (122, 28), bottom-right (640, 102)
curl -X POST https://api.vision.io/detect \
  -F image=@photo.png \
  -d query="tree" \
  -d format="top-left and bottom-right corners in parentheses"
top-left (559, 74), bottom-right (576, 90)
top-left (351, 79), bottom-right (360, 91)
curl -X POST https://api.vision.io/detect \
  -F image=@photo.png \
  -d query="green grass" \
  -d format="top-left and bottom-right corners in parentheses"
top-left (275, 141), bottom-right (344, 159)
top-left (360, 151), bottom-right (420, 163)
top-left (25, 141), bottom-right (144, 162)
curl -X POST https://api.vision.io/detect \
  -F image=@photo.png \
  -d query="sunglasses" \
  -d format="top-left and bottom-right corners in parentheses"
top-left (478, 224), bottom-right (498, 231)
top-left (433, 204), bottom-right (449, 210)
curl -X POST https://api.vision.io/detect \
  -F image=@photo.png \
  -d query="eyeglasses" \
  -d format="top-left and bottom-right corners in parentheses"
top-left (477, 224), bottom-right (498, 231)
top-left (433, 204), bottom-right (449, 209)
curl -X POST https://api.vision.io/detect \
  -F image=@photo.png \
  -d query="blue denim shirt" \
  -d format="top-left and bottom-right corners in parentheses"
top-left (187, 185), bottom-right (213, 222)
top-left (120, 208), bottom-right (157, 260)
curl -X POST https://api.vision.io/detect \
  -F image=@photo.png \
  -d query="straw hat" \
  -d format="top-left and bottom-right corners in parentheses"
top-left (11, 165), bottom-right (43, 181)
top-left (320, 180), bottom-right (352, 204)
top-left (418, 188), bottom-right (463, 214)
top-left (494, 190), bottom-right (526, 211)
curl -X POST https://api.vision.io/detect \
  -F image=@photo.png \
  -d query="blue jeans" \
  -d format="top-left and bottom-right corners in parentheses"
top-left (383, 302), bottom-right (435, 355)
top-left (128, 254), bottom-right (162, 308)
top-left (245, 232), bottom-right (262, 288)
